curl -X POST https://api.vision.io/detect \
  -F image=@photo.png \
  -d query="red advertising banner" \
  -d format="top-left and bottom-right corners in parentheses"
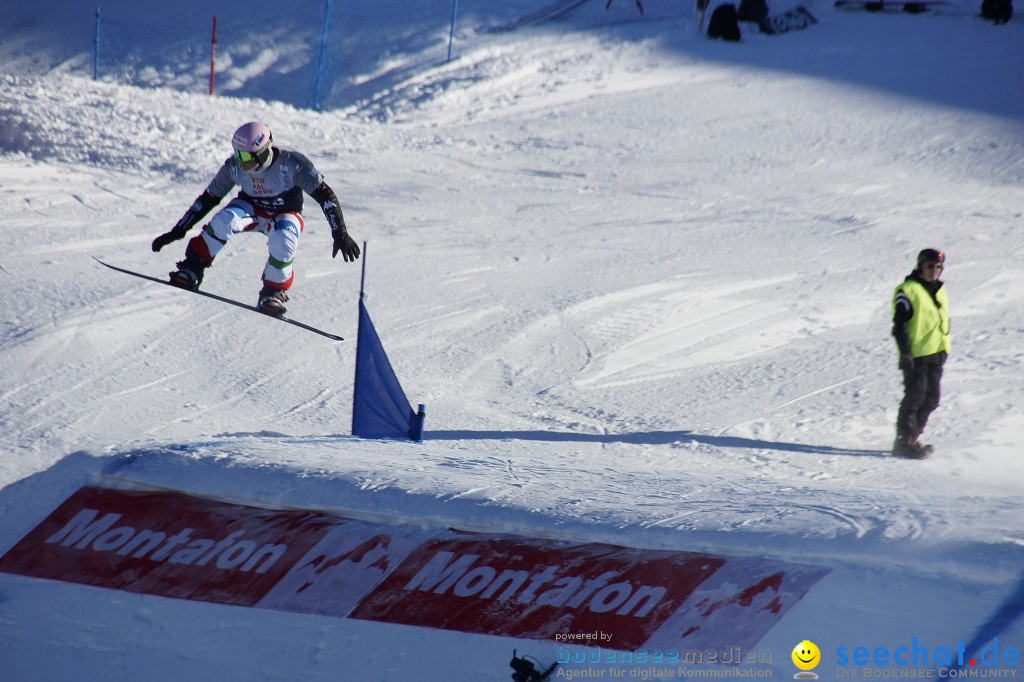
top-left (643, 556), bottom-right (830, 654)
top-left (257, 519), bottom-right (436, 617)
top-left (0, 486), bottom-right (332, 606)
top-left (348, 531), bottom-right (726, 651)
top-left (0, 486), bottom-right (829, 652)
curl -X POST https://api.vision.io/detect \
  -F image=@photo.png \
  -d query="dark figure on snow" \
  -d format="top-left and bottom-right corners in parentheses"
top-left (151, 121), bottom-right (360, 316)
top-left (981, 0), bottom-right (1013, 24)
top-left (891, 248), bottom-right (950, 459)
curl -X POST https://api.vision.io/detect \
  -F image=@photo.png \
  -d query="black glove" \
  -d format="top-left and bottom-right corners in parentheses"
top-left (152, 226), bottom-right (188, 252)
top-left (332, 229), bottom-right (360, 262)
top-left (899, 353), bottom-right (914, 373)
top-left (154, 192), bottom-right (221, 252)
top-left (311, 182), bottom-right (359, 261)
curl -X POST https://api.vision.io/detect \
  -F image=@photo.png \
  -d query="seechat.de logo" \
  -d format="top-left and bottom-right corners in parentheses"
top-left (793, 640), bottom-right (821, 679)
top-left (836, 637), bottom-right (1021, 675)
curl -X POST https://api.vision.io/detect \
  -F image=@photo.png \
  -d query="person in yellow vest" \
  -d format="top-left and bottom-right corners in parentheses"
top-left (892, 248), bottom-right (950, 459)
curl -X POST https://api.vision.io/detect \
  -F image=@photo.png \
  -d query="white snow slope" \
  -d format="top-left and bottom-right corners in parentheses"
top-left (1, 0), bottom-right (1023, 680)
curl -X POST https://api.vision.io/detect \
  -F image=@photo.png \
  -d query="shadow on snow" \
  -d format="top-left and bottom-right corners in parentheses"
top-left (427, 429), bottom-right (889, 457)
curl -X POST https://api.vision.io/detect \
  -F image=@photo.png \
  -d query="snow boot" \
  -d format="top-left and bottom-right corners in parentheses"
top-left (911, 428), bottom-right (935, 457)
top-left (257, 285), bottom-right (289, 316)
top-left (892, 435), bottom-right (930, 459)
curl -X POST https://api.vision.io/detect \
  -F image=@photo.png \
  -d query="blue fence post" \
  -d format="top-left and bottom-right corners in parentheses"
top-left (94, 6), bottom-right (101, 80)
top-left (411, 404), bottom-right (426, 441)
top-left (311, 0), bottom-right (333, 110)
top-left (447, 0), bottom-right (460, 63)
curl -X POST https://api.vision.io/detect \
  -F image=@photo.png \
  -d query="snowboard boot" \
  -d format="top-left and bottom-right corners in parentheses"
top-left (169, 251), bottom-right (206, 291)
top-left (257, 285), bottom-right (289, 317)
top-left (892, 435), bottom-right (930, 460)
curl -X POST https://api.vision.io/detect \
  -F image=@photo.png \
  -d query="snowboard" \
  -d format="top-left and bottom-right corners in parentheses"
top-left (95, 258), bottom-right (345, 341)
top-left (488, 0), bottom-right (590, 33)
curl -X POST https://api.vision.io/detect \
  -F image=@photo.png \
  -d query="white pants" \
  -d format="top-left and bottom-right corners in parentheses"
top-left (199, 198), bottom-right (305, 290)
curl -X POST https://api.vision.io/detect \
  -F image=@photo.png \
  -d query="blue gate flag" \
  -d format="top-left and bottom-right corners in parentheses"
top-left (352, 297), bottom-right (424, 440)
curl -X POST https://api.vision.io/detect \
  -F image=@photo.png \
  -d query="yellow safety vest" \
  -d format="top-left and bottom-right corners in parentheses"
top-left (893, 279), bottom-right (950, 358)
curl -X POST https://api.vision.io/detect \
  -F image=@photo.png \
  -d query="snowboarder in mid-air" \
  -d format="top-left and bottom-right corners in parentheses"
top-left (891, 248), bottom-right (950, 459)
top-left (152, 121), bottom-right (360, 316)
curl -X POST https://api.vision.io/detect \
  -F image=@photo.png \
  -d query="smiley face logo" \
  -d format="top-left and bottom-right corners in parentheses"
top-left (792, 640), bottom-right (821, 675)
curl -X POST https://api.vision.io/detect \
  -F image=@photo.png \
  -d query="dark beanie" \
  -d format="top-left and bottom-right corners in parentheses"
top-left (917, 248), bottom-right (945, 266)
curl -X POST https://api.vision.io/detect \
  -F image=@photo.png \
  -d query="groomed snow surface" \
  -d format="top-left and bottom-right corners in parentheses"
top-left (0, 0), bottom-right (1022, 679)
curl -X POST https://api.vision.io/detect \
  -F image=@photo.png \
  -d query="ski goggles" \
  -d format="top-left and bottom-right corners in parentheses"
top-left (233, 147), bottom-right (265, 163)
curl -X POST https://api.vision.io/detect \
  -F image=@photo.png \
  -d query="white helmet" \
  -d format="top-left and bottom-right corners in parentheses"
top-left (231, 121), bottom-right (273, 171)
